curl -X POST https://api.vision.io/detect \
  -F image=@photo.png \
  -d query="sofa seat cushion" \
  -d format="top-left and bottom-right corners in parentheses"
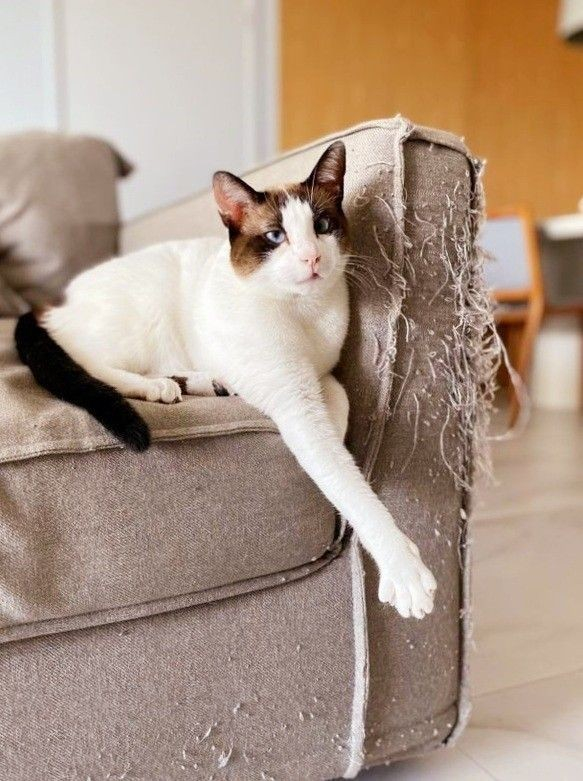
top-left (0, 319), bottom-right (337, 643)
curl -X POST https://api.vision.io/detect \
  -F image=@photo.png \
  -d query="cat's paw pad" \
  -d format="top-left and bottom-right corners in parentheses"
top-left (145, 378), bottom-right (182, 404)
top-left (378, 540), bottom-right (436, 619)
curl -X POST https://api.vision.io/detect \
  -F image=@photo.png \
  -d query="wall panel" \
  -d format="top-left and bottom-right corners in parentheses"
top-left (281, 0), bottom-right (583, 218)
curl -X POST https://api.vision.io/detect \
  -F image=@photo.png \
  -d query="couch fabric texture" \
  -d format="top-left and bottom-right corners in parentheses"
top-left (0, 130), bottom-right (131, 316)
top-left (0, 118), bottom-right (493, 780)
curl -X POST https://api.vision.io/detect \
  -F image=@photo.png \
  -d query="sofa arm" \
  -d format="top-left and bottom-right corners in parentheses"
top-left (334, 125), bottom-right (494, 762)
top-left (338, 127), bottom-right (491, 488)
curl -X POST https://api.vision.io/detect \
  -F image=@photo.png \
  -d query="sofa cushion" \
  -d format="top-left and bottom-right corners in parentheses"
top-left (0, 131), bottom-right (131, 316)
top-left (0, 319), bottom-right (337, 643)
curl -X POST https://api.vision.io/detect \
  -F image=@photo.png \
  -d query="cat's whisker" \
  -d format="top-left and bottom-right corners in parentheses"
top-left (346, 262), bottom-right (383, 286)
top-left (347, 259), bottom-right (375, 274)
top-left (344, 266), bottom-right (366, 281)
top-left (347, 252), bottom-right (375, 262)
top-left (345, 261), bottom-right (397, 301)
top-left (344, 270), bottom-right (368, 294)
top-left (345, 265), bottom-right (373, 284)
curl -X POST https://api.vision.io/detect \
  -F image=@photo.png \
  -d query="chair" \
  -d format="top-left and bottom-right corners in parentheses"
top-left (480, 207), bottom-right (545, 423)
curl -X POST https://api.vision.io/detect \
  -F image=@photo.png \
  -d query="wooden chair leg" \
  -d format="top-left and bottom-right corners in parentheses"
top-left (509, 300), bottom-right (544, 426)
top-left (580, 312), bottom-right (583, 411)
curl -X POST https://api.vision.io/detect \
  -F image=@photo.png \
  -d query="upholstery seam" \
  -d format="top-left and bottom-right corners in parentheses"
top-left (0, 539), bottom-right (346, 646)
top-left (0, 419), bottom-right (279, 465)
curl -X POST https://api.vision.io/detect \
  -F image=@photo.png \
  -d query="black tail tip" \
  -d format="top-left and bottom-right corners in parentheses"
top-left (122, 420), bottom-right (151, 452)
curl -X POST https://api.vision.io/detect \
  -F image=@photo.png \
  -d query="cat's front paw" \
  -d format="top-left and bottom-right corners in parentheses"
top-left (377, 534), bottom-right (436, 619)
top-left (144, 377), bottom-right (182, 404)
top-left (169, 373), bottom-right (235, 397)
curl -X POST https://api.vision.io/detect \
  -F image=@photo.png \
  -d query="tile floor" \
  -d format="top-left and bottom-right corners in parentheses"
top-left (358, 409), bottom-right (583, 780)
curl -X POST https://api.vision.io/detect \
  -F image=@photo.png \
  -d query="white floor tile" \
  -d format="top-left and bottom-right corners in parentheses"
top-left (469, 669), bottom-right (583, 757)
top-left (356, 746), bottom-right (494, 779)
top-left (470, 507), bottom-right (583, 696)
top-left (460, 727), bottom-right (583, 780)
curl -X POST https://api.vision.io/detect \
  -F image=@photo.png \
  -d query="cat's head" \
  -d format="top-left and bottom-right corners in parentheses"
top-left (213, 141), bottom-right (348, 298)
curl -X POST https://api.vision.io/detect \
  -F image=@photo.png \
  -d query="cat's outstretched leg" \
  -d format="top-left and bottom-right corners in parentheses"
top-left (237, 365), bottom-right (437, 618)
top-left (87, 365), bottom-right (183, 403)
top-left (91, 366), bottom-right (233, 403)
top-left (320, 374), bottom-right (349, 441)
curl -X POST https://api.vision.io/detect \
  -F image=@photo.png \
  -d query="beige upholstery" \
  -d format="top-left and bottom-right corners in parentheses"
top-left (0, 131), bottom-right (131, 315)
top-left (0, 119), bottom-right (493, 779)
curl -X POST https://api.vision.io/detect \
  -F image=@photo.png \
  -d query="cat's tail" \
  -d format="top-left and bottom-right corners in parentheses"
top-left (15, 311), bottom-right (151, 452)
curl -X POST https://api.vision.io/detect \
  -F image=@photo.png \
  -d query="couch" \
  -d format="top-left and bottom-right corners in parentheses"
top-left (0, 118), bottom-right (494, 780)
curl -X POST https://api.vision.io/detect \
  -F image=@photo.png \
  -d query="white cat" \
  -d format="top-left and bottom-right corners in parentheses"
top-left (16, 141), bottom-right (436, 618)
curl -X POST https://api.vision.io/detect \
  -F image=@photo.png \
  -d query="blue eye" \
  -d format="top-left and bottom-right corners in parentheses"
top-left (315, 215), bottom-right (332, 234)
top-left (265, 229), bottom-right (286, 245)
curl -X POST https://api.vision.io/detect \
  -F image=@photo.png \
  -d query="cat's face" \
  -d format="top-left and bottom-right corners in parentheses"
top-left (213, 141), bottom-right (348, 298)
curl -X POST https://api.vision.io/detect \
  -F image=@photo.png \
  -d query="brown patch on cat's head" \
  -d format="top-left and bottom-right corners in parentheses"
top-left (212, 141), bottom-right (348, 277)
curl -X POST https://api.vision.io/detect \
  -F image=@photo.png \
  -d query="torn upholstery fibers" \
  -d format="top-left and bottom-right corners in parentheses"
top-left (0, 118), bottom-right (496, 780)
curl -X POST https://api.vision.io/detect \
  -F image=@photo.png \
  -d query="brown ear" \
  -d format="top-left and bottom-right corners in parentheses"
top-left (213, 171), bottom-right (260, 230)
top-left (305, 140), bottom-right (346, 203)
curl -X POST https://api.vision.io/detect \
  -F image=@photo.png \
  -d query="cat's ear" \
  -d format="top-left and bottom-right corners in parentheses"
top-left (213, 172), bottom-right (260, 230)
top-left (305, 141), bottom-right (346, 203)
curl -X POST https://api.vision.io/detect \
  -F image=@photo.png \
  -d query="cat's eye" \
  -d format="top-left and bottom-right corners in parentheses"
top-left (265, 229), bottom-right (286, 245)
top-left (314, 215), bottom-right (332, 234)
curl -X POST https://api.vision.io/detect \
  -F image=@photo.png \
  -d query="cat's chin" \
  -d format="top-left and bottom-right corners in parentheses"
top-left (297, 271), bottom-right (322, 285)
top-left (292, 277), bottom-right (329, 297)
top-left (295, 274), bottom-right (324, 292)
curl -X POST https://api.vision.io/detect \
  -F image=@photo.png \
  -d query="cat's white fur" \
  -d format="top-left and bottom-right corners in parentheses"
top-left (43, 196), bottom-right (436, 618)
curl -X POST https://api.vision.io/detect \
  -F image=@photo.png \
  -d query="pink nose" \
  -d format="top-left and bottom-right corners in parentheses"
top-left (303, 253), bottom-right (321, 269)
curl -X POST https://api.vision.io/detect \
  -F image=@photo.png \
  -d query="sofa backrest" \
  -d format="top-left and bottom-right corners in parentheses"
top-left (0, 131), bottom-right (132, 316)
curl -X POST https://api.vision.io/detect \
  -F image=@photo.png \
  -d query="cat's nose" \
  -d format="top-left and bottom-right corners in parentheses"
top-left (302, 250), bottom-right (321, 268)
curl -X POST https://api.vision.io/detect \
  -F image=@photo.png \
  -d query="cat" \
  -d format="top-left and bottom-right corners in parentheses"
top-left (16, 141), bottom-right (436, 618)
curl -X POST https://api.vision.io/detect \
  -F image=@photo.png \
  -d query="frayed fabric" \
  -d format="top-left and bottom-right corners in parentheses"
top-left (338, 123), bottom-right (499, 761)
top-left (340, 120), bottom-right (499, 769)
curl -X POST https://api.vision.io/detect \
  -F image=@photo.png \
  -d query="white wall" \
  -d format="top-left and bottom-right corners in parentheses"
top-left (531, 316), bottom-right (582, 410)
top-left (0, 0), bottom-right (56, 131)
top-left (0, 0), bottom-right (278, 220)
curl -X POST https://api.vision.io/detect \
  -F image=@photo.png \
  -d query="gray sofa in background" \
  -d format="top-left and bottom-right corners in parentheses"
top-left (0, 119), bottom-right (494, 780)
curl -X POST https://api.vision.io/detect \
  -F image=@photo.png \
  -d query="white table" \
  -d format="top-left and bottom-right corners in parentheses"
top-left (541, 212), bottom-right (583, 241)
